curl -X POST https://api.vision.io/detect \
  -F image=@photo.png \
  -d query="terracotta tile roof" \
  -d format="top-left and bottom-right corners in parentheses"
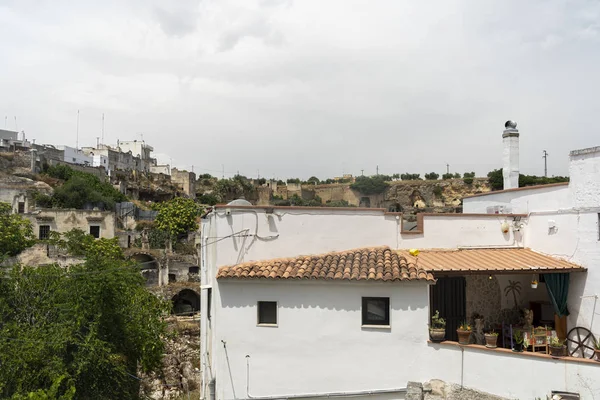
top-left (396, 248), bottom-right (585, 274)
top-left (217, 246), bottom-right (435, 282)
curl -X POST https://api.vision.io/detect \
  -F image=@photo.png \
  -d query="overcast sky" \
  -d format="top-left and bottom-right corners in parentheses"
top-left (1, 0), bottom-right (599, 180)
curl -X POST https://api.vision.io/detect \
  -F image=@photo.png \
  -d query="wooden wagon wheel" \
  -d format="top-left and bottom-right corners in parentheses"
top-left (566, 327), bottom-right (596, 359)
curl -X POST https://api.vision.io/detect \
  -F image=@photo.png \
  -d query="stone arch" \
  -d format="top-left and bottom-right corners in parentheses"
top-left (359, 197), bottom-right (371, 208)
top-left (129, 252), bottom-right (160, 286)
top-left (409, 190), bottom-right (424, 207)
top-left (172, 289), bottom-right (200, 315)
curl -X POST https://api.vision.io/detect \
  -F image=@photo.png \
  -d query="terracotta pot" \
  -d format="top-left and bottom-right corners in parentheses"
top-left (484, 334), bottom-right (498, 348)
top-left (595, 349), bottom-right (600, 361)
top-left (457, 329), bottom-right (471, 345)
top-left (430, 328), bottom-right (446, 342)
top-left (549, 345), bottom-right (565, 357)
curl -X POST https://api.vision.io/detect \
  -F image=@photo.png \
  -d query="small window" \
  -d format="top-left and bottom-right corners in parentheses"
top-left (189, 266), bottom-right (199, 274)
top-left (89, 226), bottom-right (100, 238)
top-left (257, 301), bottom-right (277, 325)
top-left (17, 202), bottom-right (25, 213)
top-left (39, 225), bottom-right (50, 240)
top-left (168, 273), bottom-right (176, 283)
top-left (362, 297), bottom-right (390, 326)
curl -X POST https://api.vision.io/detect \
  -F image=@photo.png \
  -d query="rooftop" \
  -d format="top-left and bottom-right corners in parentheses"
top-left (217, 246), bottom-right (435, 283)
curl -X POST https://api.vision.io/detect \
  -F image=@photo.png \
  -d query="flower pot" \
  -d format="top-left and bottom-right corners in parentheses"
top-left (429, 328), bottom-right (446, 342)
top-left (484, 334), bottom-right (498, 348)
top-left (512, 342), bottom-right (524, 352)
top-left (457, 329), bottom-right (471, 345)
top-left (531, 283), bottom-right (538, 289)
top-left (595, 349), bottom-right (600, 362)
top-left (549, 345), bottom-right (565, 358)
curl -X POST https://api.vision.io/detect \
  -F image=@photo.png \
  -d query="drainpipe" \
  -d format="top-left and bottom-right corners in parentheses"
top-left (200, 226), bottom-right (209, 400)
top-left (245, 355), bottom-right (407, 400)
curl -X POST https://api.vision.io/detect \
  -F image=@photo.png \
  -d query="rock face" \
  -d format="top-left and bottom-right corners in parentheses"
top-left (140, 317), bottom-right (201, 400)
top-left (421, 379), bottom-right (511, 400)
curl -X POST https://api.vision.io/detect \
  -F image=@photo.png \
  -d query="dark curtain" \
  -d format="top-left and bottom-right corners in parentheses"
top-left (543, 273), bottom-right (570, 317)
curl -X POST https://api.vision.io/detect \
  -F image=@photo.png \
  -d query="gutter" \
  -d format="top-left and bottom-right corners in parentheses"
top-left (245, 355), bottom-right (407, 400)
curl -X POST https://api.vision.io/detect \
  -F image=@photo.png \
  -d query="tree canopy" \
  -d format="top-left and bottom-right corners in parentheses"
top-left (0, 241), bottom-right (168, 399)
top-left (154, 197), bottom-right (202, 239)
top-left (350, 175), bottom-right (390, 195)
top-left (37, 165), bottom-right (127, 210)
top-left (424, 172), bottom-right (439, 180)
top-left (486, 169), bottom-right (569, 191)
top-left (0, 202), bottom-right (35, 258)
top-left (401, 173), bottom-right (421, 180)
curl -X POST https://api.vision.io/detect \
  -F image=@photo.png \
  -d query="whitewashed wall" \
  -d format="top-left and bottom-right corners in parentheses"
top-left (61, 145), bottom-right (93, 165)
top-left (215, 280), bottom-right (430, 400)
top-left (463, 184), bottom-right (571, 214)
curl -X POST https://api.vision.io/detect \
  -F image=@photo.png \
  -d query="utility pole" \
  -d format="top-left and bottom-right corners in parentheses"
top-left (446, 163), bottom-right (450, 174)
top-left (361, 169), bottom-right (364, 176)
top-left (101, 113), bottom-right (105, 145)
top-left (542, 150), bottom-right (548, 177)
top-left (376, 165), bottom-right (379, 176)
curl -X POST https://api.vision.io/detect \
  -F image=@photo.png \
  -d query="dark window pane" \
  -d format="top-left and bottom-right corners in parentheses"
top-left (39, 225), bottom-right (50, 240)
top-left (89, 226), bottom-right (100, 238)
top-left (362, 297), bottom-right (390, 326)
top-left (18, 202), bottom-right (25, 213)
top-left (258, 301), bottom-right (277, 325)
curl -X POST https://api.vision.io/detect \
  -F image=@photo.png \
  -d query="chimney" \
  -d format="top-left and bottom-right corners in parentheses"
top-left (502, 120), bottom-right (519, 190)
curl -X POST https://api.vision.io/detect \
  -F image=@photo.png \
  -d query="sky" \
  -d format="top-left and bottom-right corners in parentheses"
top-left (1, 0), bottom-right (599, 180)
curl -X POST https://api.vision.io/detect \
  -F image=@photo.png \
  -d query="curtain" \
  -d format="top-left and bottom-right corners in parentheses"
top-left (543, 273), bottom-right (570, 317)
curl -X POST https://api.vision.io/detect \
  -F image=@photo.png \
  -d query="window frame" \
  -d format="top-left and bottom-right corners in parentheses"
top-left (361, 297), bottom-right (391, 327)
top-left (17, 202), bottom-right (25, 214)
top-left (257, 301), bottom-right (278, 327)
top-left (39, 225), bottom-right (51, 240)
top-left (89, 225), bottom-right (101, 239)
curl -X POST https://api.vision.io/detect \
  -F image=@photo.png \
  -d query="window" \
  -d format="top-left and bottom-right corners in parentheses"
top-left (257, 301), bottom-right (277, 325)
top-left (39, 225), bottom-right (50, 240)
top-left (362, 297), bottom-right (390, 326)
top-left (168, 273), bottom-right (176, 283)
top-left (89, 226), bottom-right (100, 238)
top-left (189, 266), bottom-right (199, 274)
top-left (17, 202), bottom-right (25, 213)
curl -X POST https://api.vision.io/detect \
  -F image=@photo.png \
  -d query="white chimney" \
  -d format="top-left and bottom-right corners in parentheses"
top-left (502, 120), bottom-right (519, 190)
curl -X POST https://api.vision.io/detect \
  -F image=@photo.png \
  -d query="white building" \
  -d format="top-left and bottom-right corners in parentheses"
top-left (117, 140), bottom-right (155, 171)
top-left (59, 145), bottom-right (93, 166)
top-left (200, 124), bottom-right (600, 400)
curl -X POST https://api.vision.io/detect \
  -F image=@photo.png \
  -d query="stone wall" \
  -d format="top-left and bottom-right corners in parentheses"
top-left (171, 168), bottom-right (196, 199)
top-left (23, 209), bottom-right (116, 239)
top-left (0, 175), bottom-right (53, 213)
top-left (465, 275), bottom-right (502, 328)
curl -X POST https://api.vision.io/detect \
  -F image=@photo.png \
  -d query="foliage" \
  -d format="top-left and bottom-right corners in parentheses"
top-left (453, 173), bottom-right (460, 179)
top-left (549, 336), bottom-right (564, 347)
top-left (197, 193), bottom-right (220, 206)
top-left (135, 221), bottom-right (154, 231)
top-left (325, 199), bottom-right (355, 207)
top-left (487, 331), bottom-right (499, 336)
top-left (513, 330), bottom-right (524, 344)
top-left (458, 321), bottom-right (471, 331)
top-left (350, 176), bottom-right (389, 195)
top-left (442, 173), bottom-right (454, 180)
top-left (154, 197), bottom-right (201, 239)
top-left (256, 178), bottom-right (266, 185)
top-left (215, 175), bottom-right (254, 202)
top-left (148, 229), bottom-right (170, 249)
top-left (198, 173), bottom-right (213, 179)
top-left (487, 168), bottom-right (569, 191)
top-left (0, 202), bottom-right (36, 258)
top-left (392, 173), bottom-right (400, 180)
top-left (286, 178), bottom-right (301, 184)
top-left (62, 228), bottom-right (95, 256)
top-left (306, 176), bottom-right (320, 184)
top-left (0, 255), bottom-right (168, 399)
top-left (400, 173), bottom-right (421, 180)
top-left (276, 180), bottom-right (285, 185)
top-left (432, 185), bottom-right (443, 197)
top-left (322, 179), bottom-right (335, 184)
top-left (42, 165), bottom-right (127, 210)
top-left (289, 194), bottom-right (323, 207)
top-left (424, 172), bottom-right (439, 180)
top-left (463, 171), bottom-right (475, 185)
top-left (430, 310), bottom-right (446, 329)
top-left (594, 338), bottom-right (600, 350)
top-left (504, 280), bottom-right (522, 309)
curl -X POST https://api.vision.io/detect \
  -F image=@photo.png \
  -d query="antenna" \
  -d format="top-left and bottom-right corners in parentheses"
top-left (96, 137), bottom-right (100, 147)
top-left (101, 113), bottom-right (105, 145)
top-left (542, 150), bottom-right (549, 177)
top-left (76, 110), bottom-right (80, 150)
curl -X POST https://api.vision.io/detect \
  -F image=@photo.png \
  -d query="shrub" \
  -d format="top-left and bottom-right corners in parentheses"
top-left (350, 176), bottom-right (389, 194)
top-left (424, 172), bottom-right (439, 180)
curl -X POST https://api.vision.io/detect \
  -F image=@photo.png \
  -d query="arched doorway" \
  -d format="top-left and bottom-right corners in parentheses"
top-left (130, 253), bottom-right (159, 286)
top-left (172, 289), bottom-right (200, 315)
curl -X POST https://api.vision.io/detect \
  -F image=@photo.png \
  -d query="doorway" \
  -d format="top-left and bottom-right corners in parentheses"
top-left (430, 276), bottom-right (466, 342)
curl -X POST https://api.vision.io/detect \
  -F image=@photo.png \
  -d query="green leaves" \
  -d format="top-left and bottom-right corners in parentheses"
top-left (0, 202), bottom-right (36, 258)
top-left (154, 198), bottom-right (201, 238)
top-left (0, 255), bottom-right (168, 399)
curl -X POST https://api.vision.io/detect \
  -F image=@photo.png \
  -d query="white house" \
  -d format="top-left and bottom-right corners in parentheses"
top-left (200, 124), bottom-right (600, 400)
top-left (58, 145), bottom-right (93, 166)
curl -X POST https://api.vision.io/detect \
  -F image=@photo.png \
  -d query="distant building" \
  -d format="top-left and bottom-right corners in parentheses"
top-left (117, 140), bottom-right (156, 171)
top-left (171, 168), bottom-right (196, 199)
top-left (23, 209), bottom-right (115, 240)
top-left (58, 145), bottom-right (92, 166)
top-left (0, 129), bottom-right (30, 151)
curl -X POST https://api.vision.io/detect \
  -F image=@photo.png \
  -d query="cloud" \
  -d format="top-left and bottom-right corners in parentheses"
top-left (153, 3), bottom-right (199, 37)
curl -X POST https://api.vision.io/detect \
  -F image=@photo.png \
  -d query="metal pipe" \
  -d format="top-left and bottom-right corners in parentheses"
top-left (200, 224), bottom-right (210, 400)
top-left (245, 355), bottom-right (407, 400)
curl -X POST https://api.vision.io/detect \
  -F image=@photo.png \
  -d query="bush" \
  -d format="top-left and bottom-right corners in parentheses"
top-left (286, 178), bottom-right (301, 184)
top-left (325, 200), bottom-right (355, 207)
top-left (424, 172), bottom-right (439, 180)
top-left (401, 173), bottom-right (421, 180)
top-left (432, 185), bottom-right (443, 197)
top-left (442, 173), bottom-right (454, 180)
top-left (198, 193), bottom-right (220, 206)
top-left (350, 176), bottom-right (389, 194)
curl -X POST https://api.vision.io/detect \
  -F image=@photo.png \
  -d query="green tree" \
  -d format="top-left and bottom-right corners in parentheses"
top-left (306, 176), bottom-right (320, 184)
top-left (424, 172), bottom-right (440, 180)
top-left (198, 193), bottom-right (220, 206)
top-left (0, 202), bottom-right (35, 258)
top-left (453, 172), bottom-right (461, 179)
top-left (350, 176), bottom-right (390, 195)
top-left (154, 198), bottom-right (201, 252)
top-left (286, 178), bottom-right (301, 184)
top-left (463, 172), bottom-right (475, 185)
top-left (392, 173), bottom-right (400, 180)
top-left (0, 254), bottom-right (168, 398)
top-left (487, 169), bottom-right (503, 190)
top-left (401, 173), bottom-right (421, 180)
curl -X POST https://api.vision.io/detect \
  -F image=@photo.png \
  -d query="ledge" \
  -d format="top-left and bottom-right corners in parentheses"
top-left (428, 340), bottom-right (600, 366)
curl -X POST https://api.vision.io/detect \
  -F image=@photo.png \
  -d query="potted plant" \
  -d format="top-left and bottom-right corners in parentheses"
top-left (549, 336), bottom-right (565, 357)
top-left (512, 330), bottom-right (524, 352)
top-left (429, 310), bottom-right (446, 342)
top-left (594, 338), bottom-right (600, 361)
top-left (484, 330), bottom-right (499, 348)
top-left (531, 279), bottom-right (538, 289)
top-left (457, 321), bottom-right (472, 345)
